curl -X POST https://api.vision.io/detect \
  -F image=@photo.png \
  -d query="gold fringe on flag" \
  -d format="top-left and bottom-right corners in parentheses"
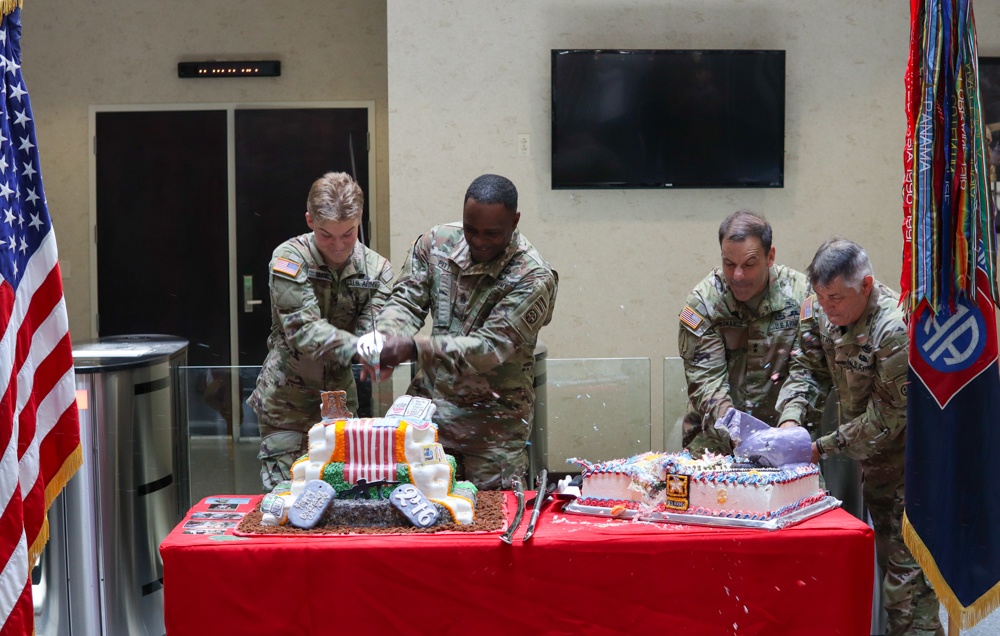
top-left (904, 512), bottom-right (1000, 629)
top-left (27, 444), bottom-right (83, 567)
top-left (0, 0), bottom-right (21, 18)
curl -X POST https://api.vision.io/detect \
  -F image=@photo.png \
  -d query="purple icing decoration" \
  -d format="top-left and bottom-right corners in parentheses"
top-left (714, 407), bottom-right (813, 468)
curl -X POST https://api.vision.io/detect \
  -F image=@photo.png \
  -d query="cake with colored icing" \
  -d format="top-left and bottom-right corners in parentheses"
top-left (568, 450), bottom-right (824, 521)
top-left (257, 392), bottom-right (479, 529)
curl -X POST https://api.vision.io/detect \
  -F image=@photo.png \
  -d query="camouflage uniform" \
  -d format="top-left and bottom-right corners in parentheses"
top-left (777, 281), bottom-right (942, 636)
top-left (678, 265), bottom-right (813, 456)
top-left (248, 234), bottom-right (393, 490)
top-left (375, 223), bottom-right (558, 490)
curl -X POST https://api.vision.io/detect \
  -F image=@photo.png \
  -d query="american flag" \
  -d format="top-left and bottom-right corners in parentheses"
top-left (344, 420), bottom-right (398, 484)
top-left (678, 305), bottom-right (703, 331)
top-left (0, 8), bottom-right (81, 634)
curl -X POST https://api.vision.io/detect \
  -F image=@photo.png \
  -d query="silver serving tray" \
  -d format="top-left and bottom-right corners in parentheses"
top-left (641, 496), bottom-right (842, 531)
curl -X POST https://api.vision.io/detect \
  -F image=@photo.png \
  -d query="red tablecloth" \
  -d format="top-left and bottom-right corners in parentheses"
top-left (161, 493), bottom-right (874, 636)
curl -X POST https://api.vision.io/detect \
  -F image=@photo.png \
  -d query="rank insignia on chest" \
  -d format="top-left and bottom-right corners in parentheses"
top-left (680, 305), bottom-right (704, 331)
top-left (347, 278), bottom-right (379, 289)
top-left (272, 257), bottom-right (302, 278)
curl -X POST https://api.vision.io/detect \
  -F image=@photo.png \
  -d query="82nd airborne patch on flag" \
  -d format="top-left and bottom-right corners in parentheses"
top-left (679, 305), bottom-right (704, 331)
top-left (272, 257), bottom-right (302, 279)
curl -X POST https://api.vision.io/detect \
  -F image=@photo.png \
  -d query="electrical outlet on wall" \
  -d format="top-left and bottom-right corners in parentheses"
top-left (517, 133), bottom-right (530, 157)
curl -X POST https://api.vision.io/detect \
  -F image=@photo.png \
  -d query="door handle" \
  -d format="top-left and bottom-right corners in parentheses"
top-left (243, 275), bottom-right (264, 313)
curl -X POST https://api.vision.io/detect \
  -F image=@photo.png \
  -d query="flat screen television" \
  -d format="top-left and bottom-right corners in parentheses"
top-left (551, 49), bottom-right (786, 189)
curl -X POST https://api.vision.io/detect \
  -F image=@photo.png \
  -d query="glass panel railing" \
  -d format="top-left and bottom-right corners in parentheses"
top-left (543, 358), bottom-right (651, 474)
top-left (663, 357), bottom-right (688, 453)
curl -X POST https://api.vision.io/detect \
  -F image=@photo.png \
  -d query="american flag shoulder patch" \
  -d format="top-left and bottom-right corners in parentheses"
top-left (800, 295), bottom-right (814, 320)
top-left (679, 305), bottom-right (704, 331)
top-left (272, 257), bottom-right (302, 278)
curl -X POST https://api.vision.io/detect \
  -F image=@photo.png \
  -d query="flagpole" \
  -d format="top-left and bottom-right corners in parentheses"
top-left (949, 611), bottom-right (960, 635)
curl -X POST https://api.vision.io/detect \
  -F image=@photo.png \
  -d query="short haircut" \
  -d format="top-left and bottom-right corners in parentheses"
top-left (464, 174), bottom-right (518, 213)
top-left (718, 209), bottom-right (772, 252)
top-left (306, 172), bottom-right (364, 222)
top-left (807, 238), bottom-right (873, 290)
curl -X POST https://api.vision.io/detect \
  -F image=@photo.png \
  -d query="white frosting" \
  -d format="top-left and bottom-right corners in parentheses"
top-left (689, 471), bottom-right (820, 515)
top-left (579, 452), bottom-right (821, 518)
top-left (581, 473), bottom-right (664, 504)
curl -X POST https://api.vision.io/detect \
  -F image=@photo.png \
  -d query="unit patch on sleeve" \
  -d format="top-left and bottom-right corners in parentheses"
top-left (272, 257), bottom-right (302, 279)
top-left (523, 296), bottom-right (547, 326)
top-left (800, 295), bottom-right (815, 320)
top-left (679, 305), bottom-right (705, 331)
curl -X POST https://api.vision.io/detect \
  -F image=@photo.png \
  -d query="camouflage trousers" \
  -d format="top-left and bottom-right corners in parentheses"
top-left (865, 472), bottom-right (942, 636)
top-left (257, 423), bottom-right (308, 492)
top-left (447, 444), bottom-right (527, 491)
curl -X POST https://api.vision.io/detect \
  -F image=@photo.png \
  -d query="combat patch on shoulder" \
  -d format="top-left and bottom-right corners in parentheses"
top-left (679, 305), bottom-right (705, 331)
top-left (800, 295), bottom-right (815, 320)
top-left (523, 296), bottom-right (547, 327)
top-left (272, 257), bottom-right (303, 279)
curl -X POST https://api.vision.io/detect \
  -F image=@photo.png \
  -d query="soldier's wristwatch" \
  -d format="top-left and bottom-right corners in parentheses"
top-left (816, 439), bottom-right (829, 460)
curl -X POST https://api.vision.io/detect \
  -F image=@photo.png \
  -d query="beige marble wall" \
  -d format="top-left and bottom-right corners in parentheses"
top-left (386, 0), bottom-right (1000, 444)
top-left (21, 0), bottom-right (389, 339)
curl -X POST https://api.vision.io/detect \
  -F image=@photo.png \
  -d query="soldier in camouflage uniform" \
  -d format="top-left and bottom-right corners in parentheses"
top-left (777, 238), bottom-right (942, 636)
top-left (248, 172), bottom-right (394, 491)
top-left (365, 174), bottom-right (558, 490)
top-left (679, 210), bottom-right (814, 456)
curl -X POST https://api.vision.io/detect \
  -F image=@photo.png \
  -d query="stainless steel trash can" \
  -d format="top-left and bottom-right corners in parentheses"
top-left (35, 335), bottom-right (188, 636)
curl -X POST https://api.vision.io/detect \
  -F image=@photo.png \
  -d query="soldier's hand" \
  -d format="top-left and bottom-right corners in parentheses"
top-left (380, 335), bottom-right (416, 368)
top-left (356, 330), bottom-right (385, 364)
top-left (359, 363), bottom-right (392, 383)
top-left (778, 420), bottom-right (799, 429)
top-left (810, 442), bottom-right (821, 464)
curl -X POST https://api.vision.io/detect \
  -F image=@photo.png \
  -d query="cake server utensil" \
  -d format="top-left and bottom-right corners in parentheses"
top-left (499, 477), bottom-right (525, 544)
top-left (553, 474), bottom-right (583, 502)
top-left (521, 469), bottom-right (548, 542)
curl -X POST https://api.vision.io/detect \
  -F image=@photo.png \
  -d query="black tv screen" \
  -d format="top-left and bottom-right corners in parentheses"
top-left (551, 49), bottom-right (786, 189)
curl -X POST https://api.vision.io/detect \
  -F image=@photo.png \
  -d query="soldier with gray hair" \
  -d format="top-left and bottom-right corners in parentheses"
top-left (679, 209), bottom-right (815, 456)
top-left (777, 237), bottom-right (942, 636)
top-left (248, 172), bottom-right (394, 491)
top-left (361, 174), bottom-right (558, 490)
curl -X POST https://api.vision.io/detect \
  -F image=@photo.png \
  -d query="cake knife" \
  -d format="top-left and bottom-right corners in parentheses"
top-left (499, 477), bottom-right (525, 544)
top-left (521, 469), bottom-right (548, 542)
